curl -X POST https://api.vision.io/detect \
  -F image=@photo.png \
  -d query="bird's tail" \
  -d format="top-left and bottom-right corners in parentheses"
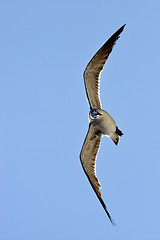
top-left (110, 127), bottom-right (123, 145)
top-left (110, 133), bottom-right (119, 145)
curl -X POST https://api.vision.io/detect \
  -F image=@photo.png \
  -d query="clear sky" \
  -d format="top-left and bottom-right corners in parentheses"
top-left (1, 0), bottom-right (160, 239)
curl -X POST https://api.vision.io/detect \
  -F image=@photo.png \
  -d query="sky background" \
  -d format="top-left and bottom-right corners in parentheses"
top-left (1, 0), bottom-right (160, 239)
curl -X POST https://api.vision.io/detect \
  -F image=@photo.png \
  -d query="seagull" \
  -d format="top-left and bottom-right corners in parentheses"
top-left (80, 25), bottom-right (125, 225)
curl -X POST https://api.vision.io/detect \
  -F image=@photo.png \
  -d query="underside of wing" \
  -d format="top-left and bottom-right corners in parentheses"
top-left (80, 123), bottom-right (115, 225)
top-left (84, 24), bottom-right (125, 109)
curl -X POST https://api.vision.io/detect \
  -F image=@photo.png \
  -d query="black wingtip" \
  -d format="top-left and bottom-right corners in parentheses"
top-left (107, 24), bottom-right (126, 47)
top-left (110, 217), bottom-right (117, 227)
top-left (95, 190), bottom-right (116, 226)
top-left (115, 24), bottom-right (126, 38)
top-left (105, 209), bottom-right (116, 226)
top-left (116, 126), bottom-right (123, 136)
top-left (119, 24), bottom-right (126, 32)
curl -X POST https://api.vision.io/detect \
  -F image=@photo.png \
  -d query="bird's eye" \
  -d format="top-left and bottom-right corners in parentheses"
top-left (91, 109), bottom-right (101, 118)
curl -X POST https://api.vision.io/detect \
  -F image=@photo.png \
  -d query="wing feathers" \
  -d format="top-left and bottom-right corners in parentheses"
top-left (84, 24), bottom-right (125, 109)
top-left (80, 124), bottom-right (115, 225)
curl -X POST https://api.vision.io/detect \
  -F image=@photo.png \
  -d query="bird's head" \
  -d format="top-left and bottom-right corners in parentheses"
top-left (89, 108), bottom-right (102, 122)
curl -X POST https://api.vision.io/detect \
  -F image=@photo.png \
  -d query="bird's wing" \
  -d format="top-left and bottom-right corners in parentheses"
top-left (80, 123), bottom-right (115, 225)
top-left (84, 24), bottom-right (125, 109)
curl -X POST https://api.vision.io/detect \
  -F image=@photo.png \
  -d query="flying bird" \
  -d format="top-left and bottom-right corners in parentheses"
top-left (80, 25), bottom-right (125, 225)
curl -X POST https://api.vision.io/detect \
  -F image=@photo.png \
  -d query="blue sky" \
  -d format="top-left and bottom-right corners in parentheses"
top-left (1, 0), bottom-right (160, 239)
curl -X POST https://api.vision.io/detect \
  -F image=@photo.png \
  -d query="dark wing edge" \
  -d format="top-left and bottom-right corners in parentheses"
top-left (80, 124), bottom-right (116, 225)
top-left (84, 24), bottom-right (126, 109)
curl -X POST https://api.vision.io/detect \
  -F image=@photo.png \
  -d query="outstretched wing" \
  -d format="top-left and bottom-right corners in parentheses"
top-left (84, 24), bottom-right (125, 109)
top-left (80, 123), bottom-right (115, 225)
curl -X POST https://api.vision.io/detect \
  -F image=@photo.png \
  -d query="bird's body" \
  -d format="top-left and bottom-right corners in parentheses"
top-left (80, 24), bottom-right (125, 225)
top-left (89, 108), bottom-right (122, 145)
